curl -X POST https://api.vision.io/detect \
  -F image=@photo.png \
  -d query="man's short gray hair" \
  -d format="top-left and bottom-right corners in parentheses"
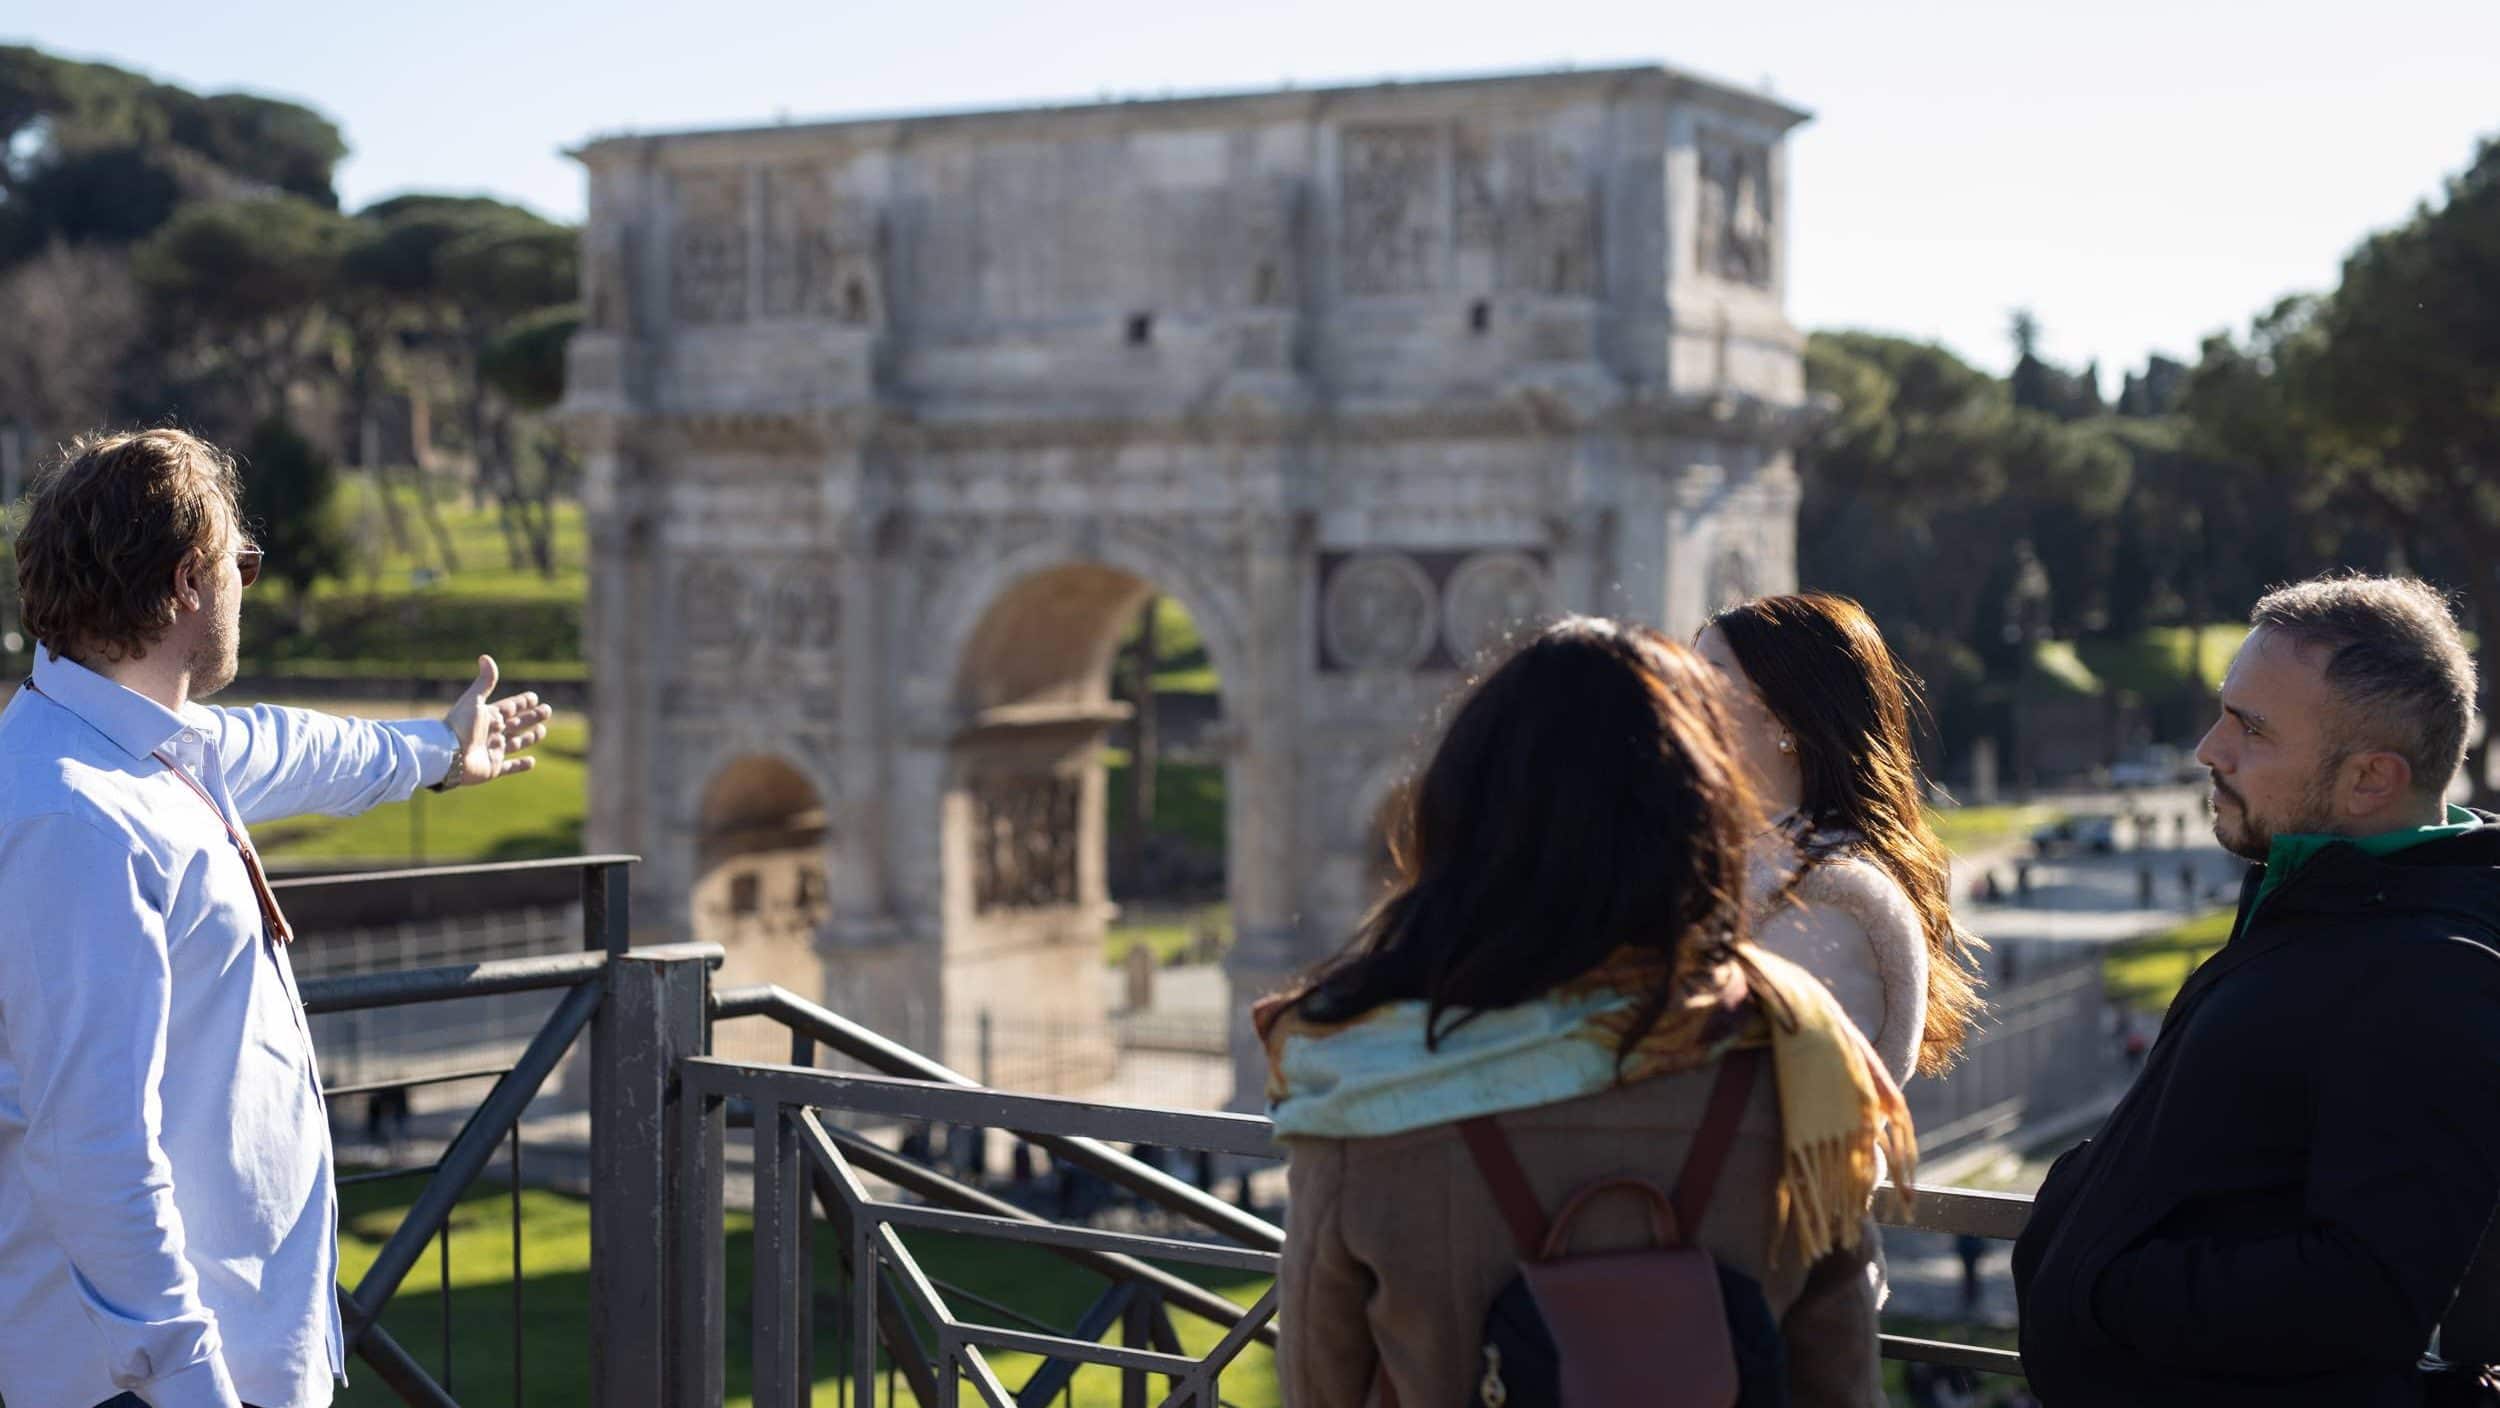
top-left (2249, 573), bottom-right (2478, 795)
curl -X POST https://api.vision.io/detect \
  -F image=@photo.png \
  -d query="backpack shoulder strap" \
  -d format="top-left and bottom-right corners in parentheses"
top-left (1457, 1115), bottom-right (1548, 1258)
top-left (1670, 1046), bottom-right (1766, 1242)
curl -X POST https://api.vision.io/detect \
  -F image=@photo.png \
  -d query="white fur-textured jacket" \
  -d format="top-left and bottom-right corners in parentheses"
top-left (1746, 827), bottom-right (1930, 1085)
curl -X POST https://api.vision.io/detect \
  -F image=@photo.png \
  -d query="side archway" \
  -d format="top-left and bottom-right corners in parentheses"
top-left (692, 754), bottom-right (835, 1062)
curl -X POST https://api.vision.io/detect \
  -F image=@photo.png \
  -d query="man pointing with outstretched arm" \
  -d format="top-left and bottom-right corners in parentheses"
top-left (0, 428), bottom-right (553, 1408)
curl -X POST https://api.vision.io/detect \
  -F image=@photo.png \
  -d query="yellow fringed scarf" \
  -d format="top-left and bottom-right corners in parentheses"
top-left (1258, 940), bottom-right (1914, 1266)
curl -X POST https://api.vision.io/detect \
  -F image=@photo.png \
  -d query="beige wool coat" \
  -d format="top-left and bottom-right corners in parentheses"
top-left (1277, 1060), bottom-right (1887, 1407)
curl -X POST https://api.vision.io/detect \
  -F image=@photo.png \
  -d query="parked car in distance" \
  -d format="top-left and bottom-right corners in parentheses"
top-left (2032, 814), bottom-right (2118, 857)
top-left (2106, 744), bottom-right (2193, 790)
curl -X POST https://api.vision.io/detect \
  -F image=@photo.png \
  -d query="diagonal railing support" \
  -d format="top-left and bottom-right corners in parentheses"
top-left (348, 973), bottom-right (604, 1340)
top-left (337, 1286), bottom-right (459, 1408)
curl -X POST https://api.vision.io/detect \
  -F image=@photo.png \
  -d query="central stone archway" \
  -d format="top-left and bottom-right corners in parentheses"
top-left (564, 65), bottom-right (1814, 1103)
top-left (933, 558), bottom-right (1246, 1085)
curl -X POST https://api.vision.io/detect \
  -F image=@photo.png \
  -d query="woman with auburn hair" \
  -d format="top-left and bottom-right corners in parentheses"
top-left (1261, 617), bottom-right (1907, 1407)
top-left (1697, 592), bottom-right (1985, 1084)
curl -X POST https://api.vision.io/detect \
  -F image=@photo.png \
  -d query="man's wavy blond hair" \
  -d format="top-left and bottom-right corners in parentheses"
top-left (14, 428), bottom-right (242, 664)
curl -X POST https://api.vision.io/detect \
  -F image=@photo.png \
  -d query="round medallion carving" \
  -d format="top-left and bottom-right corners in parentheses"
top-left (1323, 552), bottom-right (1438, 671)
top-left (1441, 551), bottom-right (1553, 665)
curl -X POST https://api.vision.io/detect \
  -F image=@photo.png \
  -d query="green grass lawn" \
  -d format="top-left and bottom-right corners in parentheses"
top-left (233, 475), bottom-right (588, 680)
top-left (1115, 595), bottom-right (1219, 695)
top-left (321, 474), bottom-right (589, 607)
top-left (1926, 803), bottom-right (2065, 858)
top-left (332, 1176), bottom-right (1276, 1408)
top-left (257, 715), bottom-right (588, 867)
top-left (2102, 907), bottom-right (2234, 1014)
top-left (2076, 624), bottom-right (2247, 699)
top-left (1102, 750), bottom-right (1226, 858)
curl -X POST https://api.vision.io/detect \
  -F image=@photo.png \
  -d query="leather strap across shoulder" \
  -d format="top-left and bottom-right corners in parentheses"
top-left (1456, 1044), bottom-right (1767, 1258)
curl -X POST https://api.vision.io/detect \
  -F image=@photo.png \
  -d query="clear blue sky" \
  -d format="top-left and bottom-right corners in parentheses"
top-left (14, 0), bottom-right (2498, 380)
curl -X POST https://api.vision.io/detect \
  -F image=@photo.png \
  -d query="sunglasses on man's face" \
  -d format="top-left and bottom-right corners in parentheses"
top-left (233, 548), bottom-right (263, 588)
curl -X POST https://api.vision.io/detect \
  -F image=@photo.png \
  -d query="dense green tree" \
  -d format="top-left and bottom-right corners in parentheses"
top-left (134, 196), bottom-right (353, 428)
top-left (2276, 137), bottom-right (2500, 792)
top-left (240, 415), bottom-right (348, 627)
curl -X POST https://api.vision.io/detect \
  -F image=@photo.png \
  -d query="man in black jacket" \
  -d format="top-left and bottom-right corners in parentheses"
top-left (2014, 574), bottom-right (2500, 1406)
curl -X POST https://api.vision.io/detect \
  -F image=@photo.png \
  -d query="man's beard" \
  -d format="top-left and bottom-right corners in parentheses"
top-left (2209, 760), bottom-right (2343, 861)
top-left (187, 606), bottom-right (238, 698)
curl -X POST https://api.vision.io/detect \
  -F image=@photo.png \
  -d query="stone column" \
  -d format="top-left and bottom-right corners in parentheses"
top-left (1222, 511), bottom-right (1308, 1108)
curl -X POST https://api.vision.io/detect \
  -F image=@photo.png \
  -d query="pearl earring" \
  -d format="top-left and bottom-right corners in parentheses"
top-left (1776, 735), bottom-right (1795, 754)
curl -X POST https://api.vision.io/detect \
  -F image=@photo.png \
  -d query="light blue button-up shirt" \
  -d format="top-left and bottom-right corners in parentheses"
top-left (0, 651), bottom-right (456, 1408)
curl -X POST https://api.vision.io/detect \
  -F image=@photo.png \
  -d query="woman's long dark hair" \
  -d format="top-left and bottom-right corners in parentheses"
top-left (1278, 617), bottom-right (1757, 1057)
top-left (1708, 592), bottom-right (1985, 1075)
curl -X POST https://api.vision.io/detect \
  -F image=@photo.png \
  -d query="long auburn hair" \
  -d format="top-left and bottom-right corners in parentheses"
top-left (1708, 592), bottom-right (1985, 1076)
top-left (1279, 617), bottom-right (1757, 1059)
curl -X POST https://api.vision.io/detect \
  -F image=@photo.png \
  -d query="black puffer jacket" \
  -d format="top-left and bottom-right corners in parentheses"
top-left (2013, 822), bottom-right (2500, 1407)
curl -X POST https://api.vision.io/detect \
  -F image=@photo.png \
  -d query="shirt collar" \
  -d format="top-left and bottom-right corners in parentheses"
top-left (29, 647), bottom-right (193, 762)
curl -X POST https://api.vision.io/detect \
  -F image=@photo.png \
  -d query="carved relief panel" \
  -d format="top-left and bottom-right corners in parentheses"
top-left (1696, 133), bottom-right (1775, 288)
top-left (1454, 128), bottom-right (1597, 296)
top-left (1339, 125), bottom-right (1444, 295)
top-left (972, 774), bottom-right (1082, 911)
top-left (1317, 549), bottom-right (1555, 672)
top-left (671, 168), bottom-right (751, 325)
top-left (760, 164), bottom-right (879, 322)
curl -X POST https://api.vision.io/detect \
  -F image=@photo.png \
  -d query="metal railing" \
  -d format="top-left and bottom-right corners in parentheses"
top-left (188, 852), bottom-right (2042, 1407)
top-left (280, 854), bottom-right (659, 1407)
top-left (696, 980), bottom-right (2040, 1405)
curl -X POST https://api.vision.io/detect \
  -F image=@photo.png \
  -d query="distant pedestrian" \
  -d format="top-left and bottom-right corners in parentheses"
top-left (1957, 1232), bottom-right (1990, 1316)
top-left (2138, 865), bottom-right (2156, 907)
top-left (2178, 861), bottom-right (2197, 906)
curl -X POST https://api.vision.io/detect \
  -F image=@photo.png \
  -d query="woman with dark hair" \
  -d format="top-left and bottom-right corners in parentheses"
top-left (1260, 617), bottom-right (1908, 1407)
top-left (1697, 593), bottom-right (1985, 1083)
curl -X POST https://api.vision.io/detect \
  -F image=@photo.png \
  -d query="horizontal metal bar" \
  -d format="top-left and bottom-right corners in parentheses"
top-left (712, 986), bottom-right (1285, 1251)
top-left (1879, 1183), bottom-right (2036, 1241)
top-left (925, 1275), bottom-right (1068, 1336)
top-left (864, 1200), bottom-right (1279, 1274)
top-left (955, 1322), bottom-right (1205, 1377)
top-left (810, 1122), bottom-right (1277, 1350)
top-left (1879, 1333), bottom-right (2028, 1376)
top-left (337, 1162), bottom-right (443, 1189)
top-left (326, 1065), bottom-right (515, 1099)
top-left (685, 1061), bottom-right (1281, 1160)
top-left (304, 951), bottom-right (610, 1014)
top-left (1018, 1283), bottom-right (1139, 1405)
top-left (272, 853), bottom-right (642, 892)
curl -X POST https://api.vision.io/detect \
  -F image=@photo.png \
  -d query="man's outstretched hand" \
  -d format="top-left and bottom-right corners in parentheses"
top-left (439, 655), bottom-right (554, 790)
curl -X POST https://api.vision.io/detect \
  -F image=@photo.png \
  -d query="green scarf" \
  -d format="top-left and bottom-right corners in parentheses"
top-left (2251, 804), bottom-right (2484, 915)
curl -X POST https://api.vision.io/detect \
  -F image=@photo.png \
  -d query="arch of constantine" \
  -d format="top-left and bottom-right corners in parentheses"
top-left (559, 65), bottom-right (1813, 1101)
